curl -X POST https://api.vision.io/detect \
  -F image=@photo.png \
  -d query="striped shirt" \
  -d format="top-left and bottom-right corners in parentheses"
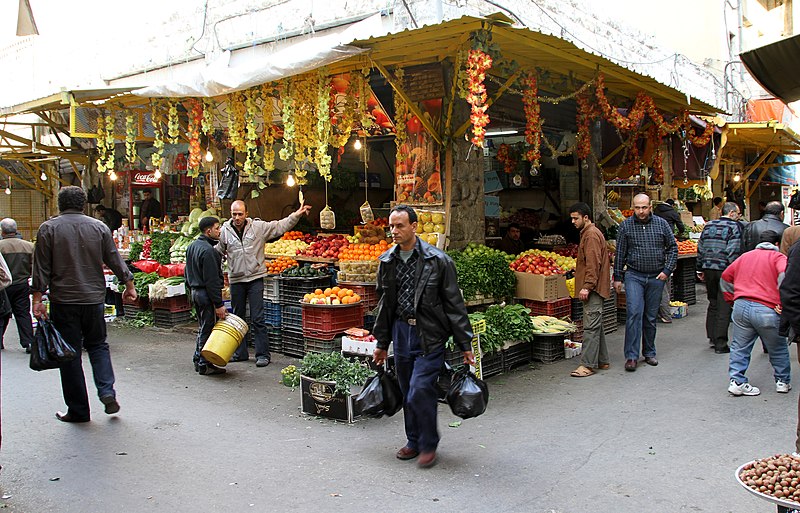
top-left (613, 214), bottom-right (678, 281)
top-left (697, 217), bottom-right (743, 271)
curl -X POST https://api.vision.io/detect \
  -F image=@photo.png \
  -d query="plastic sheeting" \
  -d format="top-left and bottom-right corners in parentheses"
top-left (132, 14), bottom-right (384, 98)
top-left (741, 34), bottom-right (800, 104)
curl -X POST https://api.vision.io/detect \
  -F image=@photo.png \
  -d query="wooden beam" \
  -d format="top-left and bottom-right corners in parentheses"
top-left (453, 69), bottom-right (523, 140)
top-left (371, 58), bottom-right (443, 146)
top-left (0, 163), bottom-right (44, 192)
top-left (598, 124), bottom-right (652, 166)
top-left (733, 147), bottom-right (775, 191)
top-left (19, 160), bottom-right (51, 195)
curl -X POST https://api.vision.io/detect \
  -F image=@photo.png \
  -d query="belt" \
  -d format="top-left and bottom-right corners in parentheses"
top-left (400, 317), bottom-right (416, 326)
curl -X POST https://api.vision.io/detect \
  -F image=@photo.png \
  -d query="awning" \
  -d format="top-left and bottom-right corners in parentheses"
top-left (741, 34), bottom-right (800, 104)
top-left (131, 14), bottom-right (385, 98)
top-left (722, 122), bottom-right (800, 196)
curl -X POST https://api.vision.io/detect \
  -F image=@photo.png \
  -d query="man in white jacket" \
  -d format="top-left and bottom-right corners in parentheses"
top-left (217, 200), bottom-right (311, 367)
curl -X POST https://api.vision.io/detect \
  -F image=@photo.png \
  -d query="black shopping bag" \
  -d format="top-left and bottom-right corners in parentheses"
top-left (353, 366), bottom-right (403, 418)
top-left (29, 320), bottom-right (78, 372)
top-left (446, 367), bottom-right (489, 419)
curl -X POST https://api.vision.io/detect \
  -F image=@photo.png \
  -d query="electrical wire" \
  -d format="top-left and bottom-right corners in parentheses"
top-left (189, 0), bottom-right (210, 56)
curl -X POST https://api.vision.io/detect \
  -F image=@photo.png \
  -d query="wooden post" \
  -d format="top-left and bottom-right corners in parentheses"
top-left (590, 121), bottom-right (605, 222)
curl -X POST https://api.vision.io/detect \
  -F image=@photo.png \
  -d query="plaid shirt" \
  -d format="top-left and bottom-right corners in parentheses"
top-left (697, 217), bottom-right (743, 271)
top-left (395, 250), bottom-right (418, 319)
top-left (613, 214), bottom-right (678, 281)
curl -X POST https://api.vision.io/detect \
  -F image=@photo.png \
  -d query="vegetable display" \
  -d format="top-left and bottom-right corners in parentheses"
top-left (169, 236), bottom-right (194, 263)
top-left (299, 352), bottom-right (372, 395)
top-left (449, 243), bottom-right (516, 301)
top-left (280, 264), bottom-right (329, 278)
top-left (129, 241), bottom-right (143, 261)
top-left (739, 454), bottom-right (800, 503)
top-left (150, 232), bottom-right (176, 265)
top-left (128, 272), bottom-right (161, 298)
top-left (530, 316), bottom-right (577, 334)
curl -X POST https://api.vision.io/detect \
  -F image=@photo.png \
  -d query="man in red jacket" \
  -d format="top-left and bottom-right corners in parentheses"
top-left (721, 230), bottom-right (789, 397)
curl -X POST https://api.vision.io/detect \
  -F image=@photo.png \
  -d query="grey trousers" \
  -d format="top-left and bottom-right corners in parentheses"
top-left (579, 291), bottom-right (608, 368)
top-left (659, 274), bottom-right (672, 319)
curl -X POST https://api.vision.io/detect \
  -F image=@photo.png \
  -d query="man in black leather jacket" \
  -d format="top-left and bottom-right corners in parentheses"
top-left (373, 205), bottom-right (474, 469)
top-left (743, 201), bottom-right (788, 251)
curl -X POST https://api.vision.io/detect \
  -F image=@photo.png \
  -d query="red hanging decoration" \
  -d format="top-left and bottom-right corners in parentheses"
top-left (465, 49), bottom-right (492, 147)
top-left (522, 72), bottom-right (541, 167)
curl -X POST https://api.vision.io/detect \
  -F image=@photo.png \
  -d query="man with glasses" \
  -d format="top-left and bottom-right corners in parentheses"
top-left (697, 202), bottom-right (744, 354)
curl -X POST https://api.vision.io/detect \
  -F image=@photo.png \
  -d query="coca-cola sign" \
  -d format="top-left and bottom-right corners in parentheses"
top-left (131, 171), bottom-right (161, 185)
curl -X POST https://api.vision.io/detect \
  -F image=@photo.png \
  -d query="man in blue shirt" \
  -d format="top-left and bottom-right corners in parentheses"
top-left (613, 194), bottom-right (678, 371)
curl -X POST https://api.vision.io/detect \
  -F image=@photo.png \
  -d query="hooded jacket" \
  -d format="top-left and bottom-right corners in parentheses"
top-left (653, 203), bottom-right (685, 234)
top-left (217, 214), bottom-right (301, 284)
top-left (721, 242), bottom-right (786, 309)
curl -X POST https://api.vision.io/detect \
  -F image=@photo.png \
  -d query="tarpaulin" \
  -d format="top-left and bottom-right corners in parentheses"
top-left (768, 154), bottom-right (799, 186)
top-left (741, 34), bottom-right (800, 104)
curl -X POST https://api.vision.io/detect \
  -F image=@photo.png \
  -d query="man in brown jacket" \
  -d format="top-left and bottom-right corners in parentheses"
top-left (569, 203), bottom-right (611, 377)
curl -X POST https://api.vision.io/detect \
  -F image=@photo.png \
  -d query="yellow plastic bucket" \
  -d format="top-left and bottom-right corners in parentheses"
top-left (201, 313), bottom-right (250, 366)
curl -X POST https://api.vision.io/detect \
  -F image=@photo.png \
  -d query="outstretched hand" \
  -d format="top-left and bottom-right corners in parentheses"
top-left (295, 205), bottom-right (312, 217)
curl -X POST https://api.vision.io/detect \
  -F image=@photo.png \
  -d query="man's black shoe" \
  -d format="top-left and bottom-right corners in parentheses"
top-left (715, 346), bottom-right (731, 354)
top-left (55, 411), bottom-right (90, 423)
top-left (199, 364), bottom-right (226, 376)
top-left (100, 395), bottom-right (120, 415)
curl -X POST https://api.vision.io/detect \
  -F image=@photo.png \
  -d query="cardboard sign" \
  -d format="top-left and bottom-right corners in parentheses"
top-left (484, 195), bottom-right (500, 218)
top-left (484, 170), bottom-right (504, 193)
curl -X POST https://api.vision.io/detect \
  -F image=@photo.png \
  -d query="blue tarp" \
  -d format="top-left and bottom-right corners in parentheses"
top-left (768, 154), bottom-right (798, 186)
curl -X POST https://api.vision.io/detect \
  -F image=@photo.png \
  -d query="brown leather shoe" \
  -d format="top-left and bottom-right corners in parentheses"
top-left (418, 451), bottom-right (437, 468)
top-left (644, 357), bottom-right (659, 366)
top-left (597, 363), bottom-right (610, 370)
top-left (396, 446), bottom-right (419, 460)
top-left (624, 359), bottom-right (637, 371)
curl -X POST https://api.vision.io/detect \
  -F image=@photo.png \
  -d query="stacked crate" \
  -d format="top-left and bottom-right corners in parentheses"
top-left (263, 298), bottom-right (283, 354)
top-left (671, 257), bottom-right (697, 305)
top-left (301, 303), bottom-right (364, 354)
top-left (277, 275), bottom-right (331, 358)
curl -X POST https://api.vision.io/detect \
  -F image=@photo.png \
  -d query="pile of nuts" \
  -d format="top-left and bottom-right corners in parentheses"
top-left (740, 454), bottom-right (800, 502)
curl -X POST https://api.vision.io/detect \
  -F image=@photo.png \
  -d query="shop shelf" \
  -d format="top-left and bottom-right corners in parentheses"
top-left (337, 282), bottom-right (379, 309)
top-left (266, 325), bottom-right (282, 353)
top-left (304, 335), bottom-right (343, 354)
top-left (263, 300), bottom-right (282, 327)
top-left (277, 276), bottom-right (332, 306)
top-left (281, 328), bottom-right (304, 358)
top-left (281, 304), bottom-right (303, 331)
top-left (522, 297), bottom-right (572, 319)
top-left (263, 275), bottom-right (280, 301)
top-left (301, 303), bottom-right (364, 340)
top-left (153, 309), bottom-right (193, 329)
top-left (151, 295), bottom-right (191, 313)
top-left (532, 334), bottom-right (566, 364)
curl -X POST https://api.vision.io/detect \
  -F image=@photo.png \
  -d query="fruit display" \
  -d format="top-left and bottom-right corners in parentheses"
top-left (338, 260), bottom-right (379, 283)
top-left (266, 256), bottom-right (298, 274)
top-left (415, 210), bottom-right (446, 246)
top-left (449, 243), bottom-right (516, 301)
top-left (553, 244), bottom-right (578, 258)
top-left (535, 234), bottom-right (567, 246)
top-left (566, 277), bottom-right (575, 298)
top-left (281, 231), bottom-right (306, 241)
top-left (264, 239), bottom-right (309, 256)
top-left (302, 286), bottom-right (362, 305)
top-left (280, 264), bottom-right (329, 278)
top-left (621, 209), bottom-right (634, 218)
top-left (677, 239), bottom-right (697, 255)
top-left (530, 316), bottom-right (577, 334)
top-left (338, 241), bottom-right (391, 261)
top-left (296, 234), bottom-right (349, 259)
top-left (607, 208), bottom-right (626, 224)
top-left (690, 224), bottom-right (704, 233)
top-left (739, 454), bottom-right (800, 503)
top-left (353, 221), bottom-right (389, 245)
top-left (511, 249), bottom-right (575, 274)
top-left (141, 238), bottom-right (153, 259)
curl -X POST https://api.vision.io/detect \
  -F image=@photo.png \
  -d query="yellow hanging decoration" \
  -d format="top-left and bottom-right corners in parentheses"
top-left (125, 111), bottom-right (137, 165)
top-left (150, 99), bottom-right (166, 169)
top-left (96, 111), bottom-right (108, 173)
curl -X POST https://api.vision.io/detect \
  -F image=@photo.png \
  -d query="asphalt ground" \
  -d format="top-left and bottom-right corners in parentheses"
top-left (0, 285), bottom-right (795, 513)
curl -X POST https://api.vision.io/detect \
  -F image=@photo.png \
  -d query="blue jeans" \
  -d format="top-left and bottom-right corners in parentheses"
top-left (230, 279), bottom-right (269, 360)
top-left (729, 299), bottom-right (790, 384)
top-left (191, 288), bottom-right (216, 369)
top-left (393, 321), bottom-right (444, 453)
top-left (623, 271), bottom-right (665, 360)
top-left (50, 303), bottom-right (115, 419)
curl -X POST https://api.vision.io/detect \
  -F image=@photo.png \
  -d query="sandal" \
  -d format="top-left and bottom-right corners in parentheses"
top-left (570, 365), bottom-right (595, 378)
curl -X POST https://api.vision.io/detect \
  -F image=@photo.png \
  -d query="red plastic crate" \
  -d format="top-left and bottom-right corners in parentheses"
top-left (151, 295), bottom-right (191, 312)
top-left (522, 297), bottom-right (571, 319)
top-left (301, 303), bottom-right (364, 339)
top-left (337, 282), bottom-right (378, 309)
top-left (123, 296), bottom-right (150, 310)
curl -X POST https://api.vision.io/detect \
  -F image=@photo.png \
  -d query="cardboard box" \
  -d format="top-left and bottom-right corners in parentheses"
top-left (300, 375), bottom-right (356, 423)
top-left (670, 304), bottom-right (688, 319)
top-left (679, 211), bottom-right (694, 227)
top-left (514, 272), bottom-right (569, 301)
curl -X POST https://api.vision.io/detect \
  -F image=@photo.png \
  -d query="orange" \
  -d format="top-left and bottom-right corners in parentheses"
top-left (324, 288), bottom-right (332, 296)
top-left (353, 294), bottom-right (361, 303)
top-left (346, 289), bottom-right (354, 296)
top-left (331, 286), bottom-right (340, 294)
top-left (314, 288), bottom-right (323, 295)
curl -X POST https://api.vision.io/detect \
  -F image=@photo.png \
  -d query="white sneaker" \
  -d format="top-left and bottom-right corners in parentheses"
top-left (776, 381), bottom-right (792, 393)
top-left (729, 379), bottom-right (761, 396)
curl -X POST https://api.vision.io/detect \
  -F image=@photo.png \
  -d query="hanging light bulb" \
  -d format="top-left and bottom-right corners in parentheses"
top-left (109, 171), bottom-right (118, 181)
top-left (154, 169), bottom-right (162, 179)
top-left (40, 171), bottom-right (47, 181)
top-left (4, 187), bottom-right (10, 195)
top-left (353, 139), bottom-right (362, 151)
top-left (733, 172), bottom-right (741, 183)
top-left (286, 174), bottom-right (296, 187)
top-left (205, 149), bottom-right (214, 162)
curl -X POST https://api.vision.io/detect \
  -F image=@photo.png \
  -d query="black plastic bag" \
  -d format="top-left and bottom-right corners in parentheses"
top-left (29, 320), bottom-right (78, 372)
top-left (437, 362), bottom-right (455, 402)
top-left (87, 182), bottom-right (105, 204)
top-left (353, 366), bottom-right (403, 418)
top-left (446, 367), bottom-right (489, 419)
top-left (217, 157), bottom-right (239, 200)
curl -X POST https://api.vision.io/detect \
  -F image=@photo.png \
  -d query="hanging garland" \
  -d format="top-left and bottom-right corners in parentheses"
top-left (315, 70), bottom-right (332, 181)
top-left (465, 49), bottom-right (492, 147)
top-left (201, 98), bottom-right (215, 135)
top-left (521, 72), bottom-right (541, 169)
top-left (96, 112), bottom-right (108, 173)
top-left (125, 111), bottom-right (137, 165)
top-left (187, 100), bottom-right (203, 177)
top-left (357, 67), bottom-right (372, 131)
top-left (260, 83), bottom-right (277, 174)
top-left (150, 100), bottom-right (166, 169)
top-left (496, 143), bottom-right (517, 174)
top-left (227, 93), bottom-right (246, 152)
top-left (278, 79), bottom-right (295, 162)
top-left (104, 111), bottom-right (115, 173)
top-left (167, 100), bottom-right (180, 144)
top-left (329, 74), bottom-right (358, 150)
top-left (393, 68), bottom-right (410, 165)
top-left (243, 88), bottom-right (260, 178)
top-left (575, 89), bottom-right (599, 160)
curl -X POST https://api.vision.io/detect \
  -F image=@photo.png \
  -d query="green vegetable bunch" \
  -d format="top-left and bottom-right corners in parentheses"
top-left (300, 352), bottom-right (372, 395)
top-left (449, 243), bottom-right (516, 300)
top-left (281, 364), bottom-right (300, 387)
top-left (150, 232), bottom-right (176, 265)
top-left (133, 272), bottom-right (161, 298)
top-left (121, 310), bottom-right (154, 328)
top-left (129, 241), bottom-right (143, 261)
top-left (471, 304), bottom-right (534, 354)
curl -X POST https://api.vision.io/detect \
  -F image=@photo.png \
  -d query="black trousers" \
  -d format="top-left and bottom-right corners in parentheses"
top-left (1, 283), bottom-right (34, 348)
top-left (50, 303), bottom-right (116, 419)
top-left (704, 269), bottom-right (732, 351)
top-left (191, 289), bottom-right (216, 370)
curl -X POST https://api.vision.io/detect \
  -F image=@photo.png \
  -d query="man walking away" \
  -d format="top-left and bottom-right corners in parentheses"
top-left (780, 225), bottom-right (800, 256)
top-left (372, 205), bottom-right (475, 469)
top-left (709, 197), bottom-right (723, 221)
top-left (185, 217), bottom-right (227, 376)
top-left (743, 201), bottom-right (788, 251)
top-left (32, 186), bottom-right (137, 423)
top-left (217, 200), bottom-right (311, 367)
top-left (653, 198), bottom-right (686, 235)
top-left (0, 218), bottom-right (34, 352)
top-left (568, 203), bottom-right (611, 377)
top-left (697, 202), bottom-right (743, 354)
top-left (613, 194), bottom-right (678, 372)
top-left (721, 230), bottom-right (789, 396)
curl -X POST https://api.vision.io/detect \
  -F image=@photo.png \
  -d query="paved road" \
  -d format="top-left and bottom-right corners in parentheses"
top-left (0, 288), bottom-right (795, 512)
